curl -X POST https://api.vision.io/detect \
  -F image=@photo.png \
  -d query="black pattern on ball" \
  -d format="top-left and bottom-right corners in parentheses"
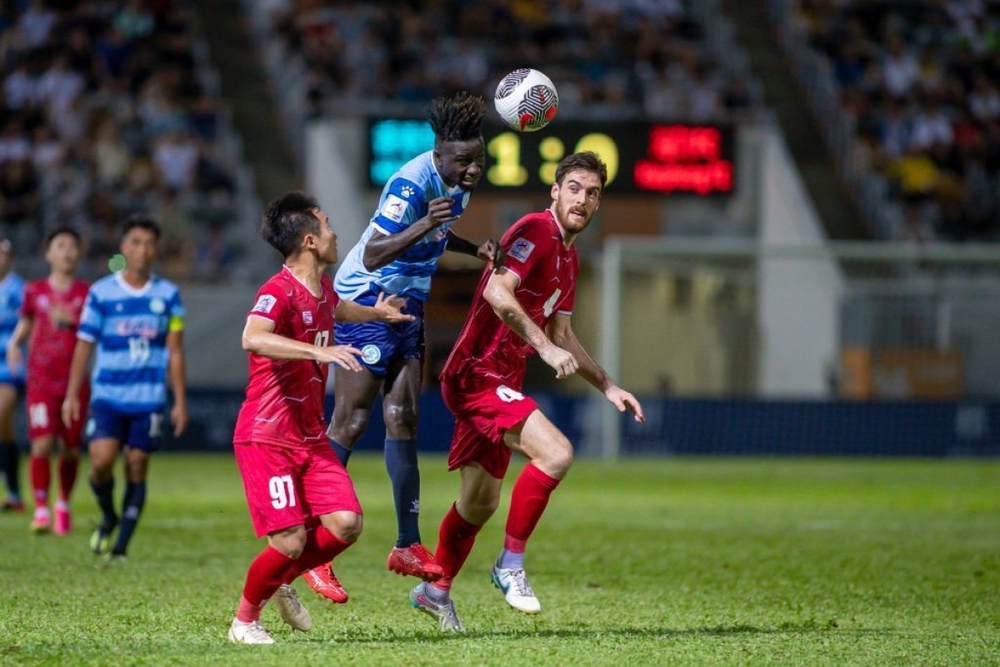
top-left (495, 69), bottom-right (532, 100)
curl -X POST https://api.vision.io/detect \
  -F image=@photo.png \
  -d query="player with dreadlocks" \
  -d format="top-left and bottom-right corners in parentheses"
top-left (304, 91), bottom-right (506, 603)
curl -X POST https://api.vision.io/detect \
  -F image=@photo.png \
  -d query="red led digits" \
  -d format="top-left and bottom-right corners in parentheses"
top-left (635, 125), bottom-right (733, 194)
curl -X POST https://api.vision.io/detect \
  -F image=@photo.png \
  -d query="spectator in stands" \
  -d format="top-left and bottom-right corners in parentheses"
top-left (0, 0), bottom-right (245, 278)
top-left (254, 0), bottom-right (752, 128)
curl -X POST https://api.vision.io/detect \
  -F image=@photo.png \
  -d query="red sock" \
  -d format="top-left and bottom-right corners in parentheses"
top-left (433, 503), bottom-right (482, 591)
top-left (504, 463), bottom-right (561, 553)
top-left (58, 455), bottom-right (79, 502)
top-left (288, 526), bottom-right (353, 580)
top-left (30, 456), bottom-right (50, 509)
top-left (238, 545), bottom-right (295, 622)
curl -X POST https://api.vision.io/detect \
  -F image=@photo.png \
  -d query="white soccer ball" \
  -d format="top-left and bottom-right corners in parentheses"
top-left (494, 68), bottom-right (559, 132)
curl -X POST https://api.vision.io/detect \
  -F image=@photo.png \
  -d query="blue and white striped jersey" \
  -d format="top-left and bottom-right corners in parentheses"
top-left (335, 150), bottom-right (473, 302)
top-left (0, 271), bottom-right (25, 383)
top-left (77, 272), bottom-right (184, 414)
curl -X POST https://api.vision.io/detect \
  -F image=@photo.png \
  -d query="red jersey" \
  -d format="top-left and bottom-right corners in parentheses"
top-left (233, 267), bottom-right (339, 448)
top-left (21, 277), bottom-right (90, 397)
top-left (441, 209), bottom-right (578, 388)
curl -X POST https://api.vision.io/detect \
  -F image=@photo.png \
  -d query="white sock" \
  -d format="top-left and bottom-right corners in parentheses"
top-left (497, 549), bottom-right (524, 570)
top-left (425, 582), bottom-right (450, 602)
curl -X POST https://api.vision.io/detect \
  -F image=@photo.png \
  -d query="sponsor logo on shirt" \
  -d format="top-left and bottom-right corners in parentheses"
top-left (251, 294), bottom-right (277, 314)
top-left (508, 237), bottom-right (535, 263)
top-left (380, 194), bottom-right (409, 223)
top-left (302, 310), bottom-right (313, 325)
top-left (115, 321), bottom-right (159, 337)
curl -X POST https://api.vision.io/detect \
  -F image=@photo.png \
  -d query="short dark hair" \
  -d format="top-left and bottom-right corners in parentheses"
top-left (427, 91), bottom-right (485, 145)
top-left (122, 215), bottom-right (161, 241)
top-left (261, 191), bottom-right (321, 259)
top-left (554, 151), bottom-right (608, 188)
top-left (45, 226), bottom-right (81, 248)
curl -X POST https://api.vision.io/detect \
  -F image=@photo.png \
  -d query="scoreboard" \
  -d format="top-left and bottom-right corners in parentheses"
top-left (366, 119), bottom-right (735, 195)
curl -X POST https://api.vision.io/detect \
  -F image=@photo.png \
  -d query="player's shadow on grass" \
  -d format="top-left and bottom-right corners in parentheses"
top-left (301, 622), bottom-right (889, 645)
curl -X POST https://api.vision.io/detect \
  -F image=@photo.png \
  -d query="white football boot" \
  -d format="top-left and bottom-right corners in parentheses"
top-left (228, 619), bottom-right (275, 644)
top-left (409, 582), bottom-right (467, 632)
top-left (274, 584), bottom-right (312, 632)
top-left (490, 562), bottom-right (542, 613)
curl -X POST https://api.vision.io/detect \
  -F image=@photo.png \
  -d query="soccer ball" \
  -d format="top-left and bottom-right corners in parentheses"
top-left (494, 68), bottom-right (559, 132)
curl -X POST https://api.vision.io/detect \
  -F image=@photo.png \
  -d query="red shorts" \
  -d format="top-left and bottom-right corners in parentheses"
top-left (234, 441), bottom-right (362, 538)
top-left (441, 377), bottom-right (538, 479)
top-left (26, 384), bottom-right (89, 448)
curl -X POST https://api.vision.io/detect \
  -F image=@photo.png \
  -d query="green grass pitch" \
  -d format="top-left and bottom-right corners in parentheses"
top-left (1, 454), bottom-right (998, 665)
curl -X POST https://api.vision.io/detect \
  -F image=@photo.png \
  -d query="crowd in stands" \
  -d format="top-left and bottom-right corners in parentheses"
top-left (795, 0), bottom-right (1000, 243)
top-left (251, 0), bottom-right (758, 125)
top-left (0, 0), bottom-right (244, 280)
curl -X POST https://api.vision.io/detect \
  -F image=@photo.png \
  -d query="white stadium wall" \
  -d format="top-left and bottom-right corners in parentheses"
top-left (756, 124), bottom-right (843, 397)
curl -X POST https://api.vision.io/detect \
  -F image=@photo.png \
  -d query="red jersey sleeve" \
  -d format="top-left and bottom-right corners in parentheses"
top-left (20, 282), bottom-right (37, 319)
top-left (247, 287), bottom-right (289, 326)
top-left (502, 218), bottom-right (555, 286)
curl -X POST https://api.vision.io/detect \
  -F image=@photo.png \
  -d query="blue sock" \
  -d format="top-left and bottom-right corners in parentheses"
top-left (1, 441), bottom-right (20, 499)
top-left (384, 438), bottom-right (420, 547)
top-left (331, 440), bottom-right (352, 467)
top-left (112, 481), bottom-right (147, 556)
top-left (90, 478), bottom-right (117, 528)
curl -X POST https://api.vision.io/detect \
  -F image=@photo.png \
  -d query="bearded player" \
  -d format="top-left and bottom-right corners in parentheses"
top-left (409, 152), bottom-right (645, 631)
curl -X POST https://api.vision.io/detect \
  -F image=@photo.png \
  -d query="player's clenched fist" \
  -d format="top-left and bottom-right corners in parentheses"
top-left (478, 238), bottom-right (506, 271)
top-left (539, 344), bottom-right (578, 379)
top-left (426, 196), bottom-right (457, 228)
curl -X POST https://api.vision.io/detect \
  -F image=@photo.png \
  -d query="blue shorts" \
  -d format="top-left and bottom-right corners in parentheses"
top-left (0, 372), bottom-right (24, 391)
top-left (334, 290), bottom-right (424, 377)
top-left (87, 402), bottom-right (165, 453)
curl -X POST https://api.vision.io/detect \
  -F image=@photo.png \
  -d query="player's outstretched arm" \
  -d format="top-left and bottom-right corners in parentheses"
top-left (335, 293), bottom-right (414, 324)
top-left (484, 270), bottom-right (578, 379)
top-left (445, 231), bottom-right (507, 270)
top-left (362, 196), bottom-right (456, 271)
top-left (5, 315), bottom-right (32, 377)
top-left (242, 316), bottom-right (365, 371)
top-left (548, 315), bottom-right (645, 423)
top-left (166, 329), bottom-right (188, 437)
top-left (62, 338), bottom-right (94, 427)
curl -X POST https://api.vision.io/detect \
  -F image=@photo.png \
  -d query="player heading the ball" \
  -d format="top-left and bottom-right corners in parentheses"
top-left (303, 91), bottom-right (506, 604)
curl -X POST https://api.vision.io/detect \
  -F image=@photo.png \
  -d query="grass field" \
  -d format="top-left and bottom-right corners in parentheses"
top-left (1, 454), bottom-right (998, 666)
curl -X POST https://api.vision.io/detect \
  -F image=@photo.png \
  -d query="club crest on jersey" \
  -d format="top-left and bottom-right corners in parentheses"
top-left (150, 297), bottom-right (165, 314)
top-left (509, 237), bottom-right (535, 262)
top-left (302, 310), bottom-right (313, 325)
top-left (251, 294), bottom-right (277, 314)
top-left (381, 194), bottom-right (409, 223)
top-left (361, 344), bottom-right (381, 365)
